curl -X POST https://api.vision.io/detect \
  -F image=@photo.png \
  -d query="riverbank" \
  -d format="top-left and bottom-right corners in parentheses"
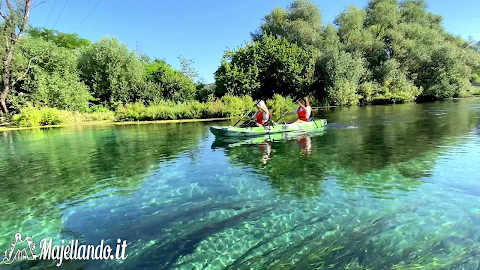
top-left (0, 117), bottom-right (231, 132)
top-left (2, 96), bottom-right (479, 132)
top-left (4, 94), bottom-right (297, 128)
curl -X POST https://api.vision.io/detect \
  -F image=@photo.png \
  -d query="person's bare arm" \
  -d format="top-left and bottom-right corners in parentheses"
top-left (297, 100), bottom-right (306, 110)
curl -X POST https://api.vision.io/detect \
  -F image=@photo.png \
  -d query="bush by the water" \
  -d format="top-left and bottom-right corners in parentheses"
top-left (116, 95), bottom-right (256, 121)
top-left (12, 94), bottom-right (303, 126)
top-left (267, 94), bottom-right (298, 114)
top-left (13, 106), bottom-right (115, 127)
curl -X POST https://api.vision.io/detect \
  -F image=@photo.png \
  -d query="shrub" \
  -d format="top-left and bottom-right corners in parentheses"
top-left (89, 105), bottom-right (110, 113)
top-left (13, 106), bottom-right (43, 127)
top-left (115, 96), bottom-right (257, 121)
top-left (205, 100), bottom-right (228, 118)
top-left (267, 94), bottom-right (297, 114)
top-left (12, 94), bottom-right (310, 126)
top-left (357, 81), bottom-right (377, 104)
top-left (86, 111), bottom-right (116, 121)
top-left (13, 106), bottom-right (116, 127)
top-left (473, 86), bottom-right (480, 95)
top-left (328, 79), bottom-right (361, 106)
top-left (221, 95), bottom-right (255, 117)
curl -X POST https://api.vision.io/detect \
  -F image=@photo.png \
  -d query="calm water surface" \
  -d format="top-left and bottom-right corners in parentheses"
top-left (1, 99), bottom-right (480, 269)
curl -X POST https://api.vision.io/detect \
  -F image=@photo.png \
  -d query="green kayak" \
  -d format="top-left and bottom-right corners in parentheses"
top-left (210, 119), bottom-right (327, 137)
top-left (211, 129), bottom-right (325, 149)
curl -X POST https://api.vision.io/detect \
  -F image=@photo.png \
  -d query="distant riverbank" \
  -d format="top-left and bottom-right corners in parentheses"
top-left (2, 95), bottom-right (479, 132)
top-left (0, 117), bottom-right (231, 132)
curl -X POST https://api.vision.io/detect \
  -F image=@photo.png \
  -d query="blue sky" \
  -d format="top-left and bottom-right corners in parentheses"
top-left (27, 0), bottom-right (480, 83)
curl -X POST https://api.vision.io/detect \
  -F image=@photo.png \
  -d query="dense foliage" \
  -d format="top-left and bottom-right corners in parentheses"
top-left (143, 58), bottom-right (196, 102)
top-left (215, 35), bottom-right (316, 99)
top-left (27, 27), bottom-right (91, 49)
top-left (216, 0), bottom-right (480, 105)
top-left (13, 95), bottom-right (257, 126)
top-left (77, 37), bottom-right (146, 106)
top-left (12, 37), bottom-right (91, 112)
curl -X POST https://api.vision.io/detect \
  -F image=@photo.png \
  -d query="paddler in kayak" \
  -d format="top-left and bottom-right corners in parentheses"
top-left (285, 97), bottom-right (312, 124)
top-left (251, 100), bottom-right (271, 127)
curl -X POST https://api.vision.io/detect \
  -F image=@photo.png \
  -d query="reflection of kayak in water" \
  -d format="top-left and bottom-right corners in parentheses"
top-left (211, 130), bottom-right (325, 149)
top-left (325, 123), bottom-right (358, 129)
top-left (297, 136), bottom-right (312, 156)
top-left (210, 119), bottom-right (327, 137)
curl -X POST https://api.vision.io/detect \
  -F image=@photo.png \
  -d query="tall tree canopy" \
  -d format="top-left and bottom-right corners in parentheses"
top-left (77, 37), bottom-right (145, 106)
top-left (251, 0), bottom-right (323, 47)
top-left (217, 0), bottom-right (480, 105)
top-left (27, 27), bottom-right (91, 49)
top-left (215, 35), bottom-right (316, 99)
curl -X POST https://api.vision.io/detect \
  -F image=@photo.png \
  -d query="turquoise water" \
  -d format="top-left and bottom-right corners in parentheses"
top-left (1, 99), bottom-right (480, 269)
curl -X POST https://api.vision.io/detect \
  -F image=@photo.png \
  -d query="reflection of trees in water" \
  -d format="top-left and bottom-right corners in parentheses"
top-left (0, 122), bottom-right (207, 249)
top-left (223, 101), bottom-right (480, 198)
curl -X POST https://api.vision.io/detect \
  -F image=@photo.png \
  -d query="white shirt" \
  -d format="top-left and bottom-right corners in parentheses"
top-left (293, 106), bottom-right (312, 119)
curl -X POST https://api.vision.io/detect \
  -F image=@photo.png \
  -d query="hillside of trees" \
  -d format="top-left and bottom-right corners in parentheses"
top-left (0, 0), bottom-right (479, 126)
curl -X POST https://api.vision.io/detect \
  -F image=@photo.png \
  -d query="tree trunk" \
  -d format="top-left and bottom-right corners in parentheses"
top-left (0, 48), bottom-right (14, 115)
top-left (0, 0), bottom-right (32, 115)
top-left (0, 86), bottom-right (9, 115)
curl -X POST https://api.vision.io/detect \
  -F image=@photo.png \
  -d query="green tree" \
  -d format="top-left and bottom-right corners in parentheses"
top-left (178, 56), bottom-right (198, 82)
top-left (399, 0), bottom-right (442, 30)
top-left (26, 27), bottom-right (91, 49)
top-left (10, 37), bottom-right (91, 111)
top-left (320, 51), bottom-right (366, 105)
top-left (245, 0), bottom-right (480, 105)
top-left (252, 0), bottom-right (322, 47)
top-left (215, 35), bottom-right (316, 99)
top-left (366, 0), bottom-right (400, 38)
top-left (77, 37), bottom-right (145, 106)
top-left (335, 6), bottom-right (371, 53)
top-left (144, 58), bottom-right (196, 102)
top-left (376, 59), bottom-right (422, 102)
top-left (195, 82), bottom-right (215, 102)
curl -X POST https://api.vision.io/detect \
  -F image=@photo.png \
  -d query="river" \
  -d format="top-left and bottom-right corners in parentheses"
top-left (0, 99), bottom-right (479, 269)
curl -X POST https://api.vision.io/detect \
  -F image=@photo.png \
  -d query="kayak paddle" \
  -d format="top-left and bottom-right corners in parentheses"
top-left (234, 100), bottom-right (263, 127)
top-left (275, 110), bottom-right (290, 123)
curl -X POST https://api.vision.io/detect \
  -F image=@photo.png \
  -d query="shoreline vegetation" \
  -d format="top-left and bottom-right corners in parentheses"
top-left (0, 95), bottom-right (478, 132)
top-left (1, 0), bottom-right (479, 128)
top-left (0, 118), bottom-right (230, 132)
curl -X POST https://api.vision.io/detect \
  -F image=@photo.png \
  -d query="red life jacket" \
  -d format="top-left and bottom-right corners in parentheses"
top-left (297, 107), bottom-right (308, 121)
top-left (256, 112), bottom-right (267, 125)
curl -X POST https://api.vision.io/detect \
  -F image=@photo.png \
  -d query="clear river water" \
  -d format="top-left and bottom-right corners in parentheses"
top-left (1, 99), bottom-right (480, 269)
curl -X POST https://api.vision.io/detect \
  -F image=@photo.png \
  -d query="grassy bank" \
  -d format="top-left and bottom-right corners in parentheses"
top-left (0, 118), bottom-right (233, 132)
top-left (6, 95), bottom-right (298, 128)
